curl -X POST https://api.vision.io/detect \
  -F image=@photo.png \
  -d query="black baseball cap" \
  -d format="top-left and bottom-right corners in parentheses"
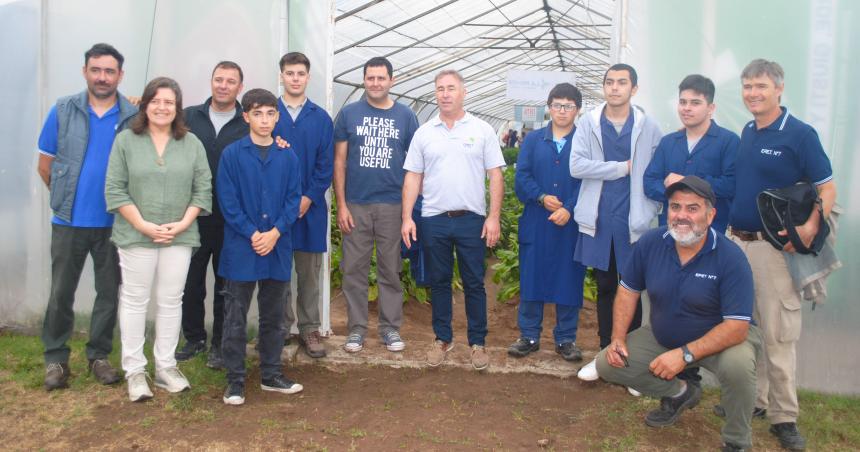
top-left (665, 175), bottom-right (716, 206)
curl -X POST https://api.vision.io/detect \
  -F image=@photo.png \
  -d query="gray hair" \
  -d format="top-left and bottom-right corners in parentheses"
top-left (741, 59), bottom-right (784, 86)
top-left (434, 69), bottom-right (464, 85)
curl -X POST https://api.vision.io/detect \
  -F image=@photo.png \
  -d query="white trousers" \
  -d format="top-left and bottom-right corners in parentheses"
top-left (118, 246), bottom-right (192, 376)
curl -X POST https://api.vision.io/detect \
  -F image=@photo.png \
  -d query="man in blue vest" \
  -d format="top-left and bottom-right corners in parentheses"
top-left (596, 176), bottom-right (761, 452)
top-left (273, 52), bottom-right (334, 358)
top-left (36, 43), bottom-right (137, 390)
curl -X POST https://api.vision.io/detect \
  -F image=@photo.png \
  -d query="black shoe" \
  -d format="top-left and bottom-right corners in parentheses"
top-left (644, 382), bottom-right (702, 427)
top-left (175, 340), bottom-right (206, 361)
top-left (88, 358), bottom-right (121, 385)
top-left (769, 422), bottom-right (806, 451)
top-left (507, 337), bottom-right (539, 357)
top-left (261, 374), bottom-right (304, 394)
top-left (713, 405), bottom-right (767, 419)
top-left (44, 362), bottom-right (70, 391)
top-left (555, 342), bottom-right (583, 362)
top-left (206, 344), bottom-right (224, 370)
top-left (223, 381), bottom-right (245, 405)
top-left (721, 443), bottom-right (745, 452)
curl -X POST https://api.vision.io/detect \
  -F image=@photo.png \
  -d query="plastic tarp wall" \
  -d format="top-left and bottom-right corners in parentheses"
top-left (1, 0), bottom-right (335, 335)
top-left (618, 0), bottom-right (859, 394)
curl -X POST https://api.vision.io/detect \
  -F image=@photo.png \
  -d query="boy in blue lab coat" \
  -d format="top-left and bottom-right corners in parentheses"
top-left (508, 83), bottom-right (587, 362)
top-left (643, 74), bottom-right (738, 233)
top-left (218, 89), bottom-right (302, 406)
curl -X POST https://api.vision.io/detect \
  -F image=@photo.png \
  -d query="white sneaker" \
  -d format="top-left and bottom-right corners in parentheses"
top-left (127, 372), bottom-right (153, 402)
top-left (154, 367), bottom-right (191, 393)
top-left (627, 387), bottom-right (642, 397)
top-left (577, 358), bottom-right (599, 381)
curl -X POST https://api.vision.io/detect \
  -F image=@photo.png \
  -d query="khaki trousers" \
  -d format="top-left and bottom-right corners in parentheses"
top-left (730, 235), bottom-right (801, 424)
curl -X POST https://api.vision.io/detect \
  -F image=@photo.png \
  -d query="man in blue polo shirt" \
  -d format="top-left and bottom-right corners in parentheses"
top-left (36, 43), bottom-right (137, 390)
top-left (644, 74), bottom-right (738, 233)
top-left (728, 59), bottom-right (836, 451)
top-left (596, 176), bottom-right (761, 452)
top-left (273, 52), bottom-right (334, 358)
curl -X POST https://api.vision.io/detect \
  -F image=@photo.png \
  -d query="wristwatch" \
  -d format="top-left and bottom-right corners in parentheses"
top-left (681, 344), bottom-right (695, 364)
top-left (537, 194), bottom-right (546, 206)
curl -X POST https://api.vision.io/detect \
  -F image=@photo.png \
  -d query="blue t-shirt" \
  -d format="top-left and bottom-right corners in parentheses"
top-left (730, 107), bottom-right (833, 231)
top-left (38, 104), bottom-right (120, 227)
top-left (620, 226), bottom-right (755, 349)
top-left (333, 100), bottom-right (419, 204)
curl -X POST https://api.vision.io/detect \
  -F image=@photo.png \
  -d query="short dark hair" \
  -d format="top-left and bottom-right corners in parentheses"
top-left (131, 77), bottom-right (189, 140)
top-left (84, 43), bottom-right (124, 70)
top-left (241, 88), bottom-right (278, 112)
top-left (604, 63), bottom-right (638, 87)
top-left (363, 57), bottom-right (393, 78)
top-left (212, 61), bottom-right (244, 82)
top-left (547, 83), bottom-right (582, 108)
top-left (279, 52), bottom-right (310, 72)
top-left (678, 74), bottom-right (715, 104)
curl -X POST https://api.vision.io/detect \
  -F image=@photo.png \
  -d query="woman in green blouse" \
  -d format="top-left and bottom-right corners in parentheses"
top-left (105, 77), bottom-right (212, 402)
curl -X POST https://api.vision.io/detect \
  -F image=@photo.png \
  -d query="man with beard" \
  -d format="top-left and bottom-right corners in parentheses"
top-left (37, 43), bottom-right (137, 390)
top-left (595, 176), bottom-right (762, 452)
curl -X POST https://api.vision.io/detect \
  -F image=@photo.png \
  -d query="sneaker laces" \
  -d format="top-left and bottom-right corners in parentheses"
top-left (347, 333), bottom-right (363, 343)
top-left (46, 362), bottom-right (65, 374)
top-left (163, 367), bottom-right (186, 381)
top-left (305, 331), bottom-right (321, 344)
top-left (384, 331), bottom-right (402, 343)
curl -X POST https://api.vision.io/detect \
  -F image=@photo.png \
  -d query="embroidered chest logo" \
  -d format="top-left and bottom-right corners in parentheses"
top-left (694, 273), bottom-right (717, 280)
top-left (760, 148), bottom-right (782, 157)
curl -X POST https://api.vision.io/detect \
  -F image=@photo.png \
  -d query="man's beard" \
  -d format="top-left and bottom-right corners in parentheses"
top-left (669, 220), bottom-right (707, 247)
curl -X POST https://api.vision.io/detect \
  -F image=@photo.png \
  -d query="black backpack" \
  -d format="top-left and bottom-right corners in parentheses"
top-left (756, 182), bottom-right (829, 256)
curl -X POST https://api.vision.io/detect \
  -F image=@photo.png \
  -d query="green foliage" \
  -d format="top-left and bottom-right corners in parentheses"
top-left (501, 147), bottom-right (519, 166)
top-left (329, 164), bottom-right (597, 304)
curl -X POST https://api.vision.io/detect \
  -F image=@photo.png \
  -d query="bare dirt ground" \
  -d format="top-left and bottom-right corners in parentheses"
top-left (0, 268), bottom-right (793, 451)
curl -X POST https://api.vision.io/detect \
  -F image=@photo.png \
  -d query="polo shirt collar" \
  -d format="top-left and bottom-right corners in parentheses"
top-left (431, 111), bottom-right (472, 127)
top-left (661, 226), bottom-right (719, 256)
top-left (673, 120), bottom-right (720, 143)
top-left (748, 106), bottom-right (790, 132)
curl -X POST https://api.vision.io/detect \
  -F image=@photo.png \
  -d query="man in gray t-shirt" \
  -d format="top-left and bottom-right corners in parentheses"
top-left (402, 69), bottom-right (505, 371)
top-left (333, 57), bottom-right (419, 354)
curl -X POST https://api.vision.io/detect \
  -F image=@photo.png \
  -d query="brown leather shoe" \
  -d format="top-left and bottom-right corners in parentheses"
top-left (471, 345), bottom-right (490, 371)
top-left (299, 331), bottom-right (327, 358)
top-left (88, 358), bottom-right (121, 385)
top-left (44, 362), bottom-right (70, 391)
top-left (426, 340), bottom-right (454, 367)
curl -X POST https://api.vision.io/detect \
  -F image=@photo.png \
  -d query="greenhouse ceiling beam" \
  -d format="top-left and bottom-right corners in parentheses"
top-left (543, 0), bottom-right (566, 70)
top-left (461, 23), bottom-right (610, 28)
top-left (335, 0), bottom-right (459, 54)
top-left (335, 0), bottom-right (385, 22)
top-left (559, 0), bottom-right (613, 22)
top-left (353, 45), bottom-right (604, 50)
top-left (333, 0), bottom-right (520, 79)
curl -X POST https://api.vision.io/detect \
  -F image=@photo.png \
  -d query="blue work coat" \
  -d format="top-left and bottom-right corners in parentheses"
top-left (516, 125), bottom-right (586, 306)
top-left (217, 136), bottom-right (301, 282)
top-left (274, 98), bottom-right (334, 252)
top-left (643, 121), bottom-right (738, 233)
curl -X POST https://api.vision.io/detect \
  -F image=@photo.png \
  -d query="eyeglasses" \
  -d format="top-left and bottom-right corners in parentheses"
top-left (549, 103), bottom-right (577, 112)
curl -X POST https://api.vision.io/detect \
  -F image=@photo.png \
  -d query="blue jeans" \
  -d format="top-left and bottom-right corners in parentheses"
top-left (517, 300), bottom-right (580, 345)
top-left (422, 212), bottom-right (487, 346)
top-left (222, 279), bottom-right (287, 384)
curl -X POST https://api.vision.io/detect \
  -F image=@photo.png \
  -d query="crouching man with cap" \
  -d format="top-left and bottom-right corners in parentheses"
top-left (595, 176), bottom-right (762, 452)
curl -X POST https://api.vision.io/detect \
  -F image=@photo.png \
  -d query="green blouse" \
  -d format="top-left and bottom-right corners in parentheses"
top-left (105, 129), bottom-right (212, 249)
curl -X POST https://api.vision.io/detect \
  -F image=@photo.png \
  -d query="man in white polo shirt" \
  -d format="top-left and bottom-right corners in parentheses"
top-left (401, 69), bottom-right (506, 371)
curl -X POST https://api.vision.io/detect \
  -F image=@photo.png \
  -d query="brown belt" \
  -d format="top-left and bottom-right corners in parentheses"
top-left (730, 228), bottom-right (764, 241)
top-left (446, 210), bottom-right (468, 217)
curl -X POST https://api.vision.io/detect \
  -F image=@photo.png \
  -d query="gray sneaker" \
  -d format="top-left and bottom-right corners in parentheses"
top-left (89, 358), bottom-right (121, 384)
top-left (382, 331), bottom-right (405, 352)
top-left (344, 333), bottom-right (364, 353)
